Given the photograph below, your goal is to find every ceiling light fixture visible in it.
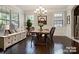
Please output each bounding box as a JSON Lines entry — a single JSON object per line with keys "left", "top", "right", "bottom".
{"left": 34, "top": 6, "right": 47, "bottom": 16}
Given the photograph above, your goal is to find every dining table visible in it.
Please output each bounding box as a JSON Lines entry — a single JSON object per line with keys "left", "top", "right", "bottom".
{"left": 30, "top": 29, "right": 50, "bottom": 34}
{"left": 30, "top": 29, "right": 50, "bottom": 45}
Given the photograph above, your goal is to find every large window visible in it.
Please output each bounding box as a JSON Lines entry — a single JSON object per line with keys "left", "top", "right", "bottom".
{"left": 53, "top": 13, "right": 63, "bottom": 27}
{"left": 0, "top": 12, "right": 10, "bottom": 30}
{"left": 0, "top": 6, "right": 19, "bottom": 32}
{"left": 11, "top": 12, "right": 19, "bottom": 29}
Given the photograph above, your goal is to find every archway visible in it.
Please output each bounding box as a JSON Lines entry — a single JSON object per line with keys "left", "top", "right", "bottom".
{"left": 73, "top": 6, "right": 79, "bottom": 39}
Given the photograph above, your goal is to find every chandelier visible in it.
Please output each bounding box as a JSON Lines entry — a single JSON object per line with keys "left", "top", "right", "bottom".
{"left": 34, "top": 6, "right": 47, "bottom": 16}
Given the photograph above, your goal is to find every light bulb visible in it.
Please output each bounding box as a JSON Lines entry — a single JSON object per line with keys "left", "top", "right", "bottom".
{"left": 36, "top": 9, "right": 39, "bottom": 11}
{"left": 44, "top": 10, "right": 47, "bottom": 12}
{"left": 41, "top": 8, "right": 45, "bottom": 11}
{"left": 34, "top": 11, "right": 37, "bottom": 13}
{"left": 39, "top": 6, "right": 42, "bottom": 9}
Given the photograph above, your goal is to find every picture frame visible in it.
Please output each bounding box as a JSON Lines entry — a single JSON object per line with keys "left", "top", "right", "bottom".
{"left": 67, "top": 15, "right": 70, "bottom": 24}
{"left": 38, "top": 16, "right": 47, "bottom": 25}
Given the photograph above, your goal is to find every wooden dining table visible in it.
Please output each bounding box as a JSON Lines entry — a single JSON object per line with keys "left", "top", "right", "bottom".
{"left": 30, "top": 29, "right": 50, "bottom": 45}
{"left": 30, "top": 29, "right": 50, "bottom": 34}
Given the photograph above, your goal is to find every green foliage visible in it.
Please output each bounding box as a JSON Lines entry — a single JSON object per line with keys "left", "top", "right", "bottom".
{"left": 27, "top": 19, "right": 32, "bottom": 28}
{"left": 0, "top": 20, "right": 3, "bottom": 28}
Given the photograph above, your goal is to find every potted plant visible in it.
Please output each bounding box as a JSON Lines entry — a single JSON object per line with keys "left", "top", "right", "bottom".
{"left": 26, "top": 19, "right": 32, "bottom": 31}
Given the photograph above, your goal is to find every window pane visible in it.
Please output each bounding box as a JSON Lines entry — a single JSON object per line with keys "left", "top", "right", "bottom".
{"left": 11, "top": 12, "right": 19, "bottom": 28}
{"left": 3, "top": 20, "right": 6, "bottom": 25}
{"left": 6, "top": 14, "right": 10, "bottom": 20}
{"left": 27, "top": 15, "right": 34, "bottom": 21}
{"left": 27, "top": 15, "right": 34, "bottom": 26}
{"left": 11, "top": 13, "right": 19, "bottom": 21}
{"left": 53, "top": 13, "right": 63, "bottom": 27}
{"left": 1, "top": 13, "right": 7, "bottom": 19}
{"left": 54, "top": 13, "right": 63, "bottom": 17}
{"left": 0, "top": 20, "right": 3, "bottom": 28}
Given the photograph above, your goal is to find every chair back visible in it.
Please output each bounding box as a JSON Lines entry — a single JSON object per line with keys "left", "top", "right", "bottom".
{"left": 50, "top": 27, "right": 55, "bottom": 40}
{"left": 31, "top": 27, "right": 36, "bottom": 35}
{"left": 30, "top": 27, "right": 35, "bottom": 31}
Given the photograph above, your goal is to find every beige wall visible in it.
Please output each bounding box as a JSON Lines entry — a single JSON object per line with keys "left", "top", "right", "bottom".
{"left": 66, "top": 5, "right": 75, "bottom": 38}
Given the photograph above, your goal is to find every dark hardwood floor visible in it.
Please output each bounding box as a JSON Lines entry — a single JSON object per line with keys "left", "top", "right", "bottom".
{"left": 0, "top": 36, "right": 77, "bottom": 54}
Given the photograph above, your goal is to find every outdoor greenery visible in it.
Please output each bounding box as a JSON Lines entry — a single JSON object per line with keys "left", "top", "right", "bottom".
{"left": 26, "top": 19, "right": 32, "bottom": 30}
{"left": 0, "top": 11, "right": 19, "bottom": 30}
{"left": 0, "top": 20, "right": 3, "bottom": 28}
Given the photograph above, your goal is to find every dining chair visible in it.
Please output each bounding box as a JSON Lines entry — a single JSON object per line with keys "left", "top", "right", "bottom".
{"left": 30, "top": 27, "right": 37, "bottom": 47}
{"left": 47, "top": 27, "right": 55, "bottom": 45}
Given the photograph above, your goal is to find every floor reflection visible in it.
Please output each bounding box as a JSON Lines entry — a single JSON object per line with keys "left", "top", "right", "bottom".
{"left": 54, "top": 43, "right": 63, "bottom": 54}
{"left": 26, "top": 39, "right": 36, "bottom": 54}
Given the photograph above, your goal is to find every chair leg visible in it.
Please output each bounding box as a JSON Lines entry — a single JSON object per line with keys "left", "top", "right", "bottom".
{"left": 44, "top": 34, "right": 47, "bottom": 47}
{"left": 31, "top": 36, "right": 33, "bottom": 47}
{"left": 51, "top": 38, "right": 54, "bottom": 47}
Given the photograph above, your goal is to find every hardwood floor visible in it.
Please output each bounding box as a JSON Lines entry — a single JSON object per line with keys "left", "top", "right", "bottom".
{"left": 0, "top": 36, "right": 77, "bottom": 54}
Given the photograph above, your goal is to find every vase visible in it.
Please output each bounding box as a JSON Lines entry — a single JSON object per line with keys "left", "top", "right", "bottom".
{"left": 40, "top": 26, "right": 43, "bottom": 31}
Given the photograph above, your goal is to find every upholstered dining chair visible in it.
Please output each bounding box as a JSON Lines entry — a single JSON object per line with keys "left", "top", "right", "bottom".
{"left": 30, "top": 27, "right": 37, "bottom": 47}
{"left": 47, "top": 27, "right": 55, "bottom": 45}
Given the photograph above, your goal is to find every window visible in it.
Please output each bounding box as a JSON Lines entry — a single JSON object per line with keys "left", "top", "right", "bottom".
{"left": 26, "top": 15, "right": 34, "bottom": 26}
{"left": 53, "top": 13, "right": 63, "bottom": 27}
{"left": 0, "top": 12, "right": 10, "bottom": 30}
{"left": 11, "top": 12, "right": 19, "bottom": 28}
{"left": 0, "top": 7, "right": 19, "bottom": 32}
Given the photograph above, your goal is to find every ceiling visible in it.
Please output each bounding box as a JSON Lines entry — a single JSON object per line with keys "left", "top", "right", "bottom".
{"left": 16, "top": 5, "right": 69, "bottom": 12}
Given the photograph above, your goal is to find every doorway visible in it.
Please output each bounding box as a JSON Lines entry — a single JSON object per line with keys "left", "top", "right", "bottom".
{"left": 74, "top": 6, "right": 79, "bottom": 39}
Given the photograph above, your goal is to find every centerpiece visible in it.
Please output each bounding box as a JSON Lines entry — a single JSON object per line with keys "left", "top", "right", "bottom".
{"left": 38, "top": 22, "right": 44, "bottom": 31}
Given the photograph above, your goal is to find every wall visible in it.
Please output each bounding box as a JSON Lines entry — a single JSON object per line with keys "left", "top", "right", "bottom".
{"left": 66, "top": 5, "right": 75, "bottom": 38}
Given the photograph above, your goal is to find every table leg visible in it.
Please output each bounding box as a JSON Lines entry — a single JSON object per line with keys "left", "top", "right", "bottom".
{"left": 44, "top": 34, "right": 47, "bottom": 46}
